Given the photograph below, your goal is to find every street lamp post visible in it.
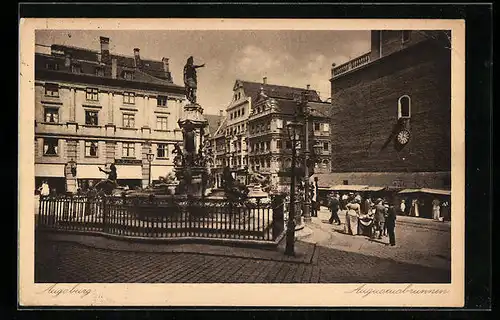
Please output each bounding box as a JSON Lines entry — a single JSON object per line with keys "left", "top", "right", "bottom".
{"left": 296, "top": 91, "right": 311, "bottom": 223}
{"left": 147, "top": 152, "right": 154, "bottom": 186}
{"left": 285, "top": 119, "right": 303, "bottom": 256}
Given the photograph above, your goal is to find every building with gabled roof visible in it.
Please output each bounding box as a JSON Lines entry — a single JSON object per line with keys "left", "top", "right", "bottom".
{"left": 210, "top": 77, "right": 332, "bottom": 190}
{"left": 35, "top": 36, "right": 187, "bottom": 193}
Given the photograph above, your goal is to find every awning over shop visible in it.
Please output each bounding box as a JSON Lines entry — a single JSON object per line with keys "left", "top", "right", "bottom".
{"left": 362, "top": 186, "right": 386, "bottom": 192}
{"left": 116, "top": 165, "right": 143, "bottom": 179}
{"left": 398, "top": 188, "right": 451, "bottom": 196}
{"left": 77, "top": 164, "right": 106, "bottom": 179}
{"left": 151, "top": 165, "right": 174, "bottom": 180}
{"left": 329, "top": 185, "right": 369, "bottom": 192}
{"left": 35, "top": 164, "right": 65, "bottom": 177}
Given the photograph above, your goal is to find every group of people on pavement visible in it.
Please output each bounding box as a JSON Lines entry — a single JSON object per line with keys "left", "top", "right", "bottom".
{"left": 326, "top": 192, "right": 397, "bottom": 246}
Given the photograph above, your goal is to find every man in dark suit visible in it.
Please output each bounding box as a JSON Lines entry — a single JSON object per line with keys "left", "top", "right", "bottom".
{"left": 328, "top": 193, "right": 341, "bottom": 225}
{"left": 385, "top": 201, "right": 397, "bottom": 246}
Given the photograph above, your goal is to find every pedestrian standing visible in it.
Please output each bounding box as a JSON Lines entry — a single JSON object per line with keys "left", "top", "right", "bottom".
{"left": 340, "top": 193, "right": 348, "bottom": 211}
{"left": 386, "top": 202, "right": 397, "bottom": 246}
{"left": 38, "top": 180, "right": 50, "bottom": 198}
{"left": 310, "top": 182, "right": 318, "bottom": 217}
{"left": 400, "top": 199, "right": 406, "bottom": 216}
{"left": 441, "top": 200, "right": 450, "bottom": 221}
{"left": 373, "top": 198, "right": 386, "bottom": 239}
{"left": 328, "top": 193, "right": 341, "bottom": 225}
{"left": 383, "top": 200, "right": 390, "bottom": 236}
{"left": 432, "top": 198, "right": 441, "bottom": 221}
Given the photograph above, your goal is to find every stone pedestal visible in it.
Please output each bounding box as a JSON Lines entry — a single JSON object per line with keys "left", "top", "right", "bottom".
{"left": 174, "top": 166, "right": 206, "bottom": 198}
{"left": 174, "top": 102, "right": 209, "bottom": 198}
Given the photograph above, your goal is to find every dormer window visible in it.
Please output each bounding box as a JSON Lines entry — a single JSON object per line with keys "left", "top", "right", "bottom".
{"left": 402, "top": 31, "right": 411, "bottom": 43}
{"left": 46, "top": 62, "right": 59, "bottom": 71}
{"left": 95, "top": 67, "right": 105, "bottom": 77}
{"left": 71, "top": 64, "right": 82, "bottom": 73}
{"left": 398, "top": 95, "right": 411, "bottom": 119}
{"left": 123, "top": 71, "right": 134, "bottom": 80}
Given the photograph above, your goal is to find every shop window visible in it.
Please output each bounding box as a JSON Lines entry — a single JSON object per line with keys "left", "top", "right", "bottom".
{"left": 157, "top": 95, "right": 168, "bottom": 107}
{"left": 44, "top": 83, "right": 59, "bottom": 97}
{"left": 398, "top": 95, "right": 411, "bottom": 119}
{"left": 43, "top": 138, "right": 58, "bottom": 156}
{"left": 44, "top": 107, "right": 59, "bottom": 123}
{"left": 123, "top": 114, "right": 135, "bottom": 128}
{"left": 123, "top": 92, "right": 135, "bottom": 104}
{"left": 86, "top": 88, "right": 99, "bottom": 101}
{"left": 85, "top": 141, "right": 99, "bottom": 157}
{"left": 85, "top": 110, "right": 99, "bottom": 126}
{"left": 122, "top": 142, "right": 135, "bottom": 157}
{"left": 156, "top": 116, "right": 168, "bottom": 130}
{"left": 157, "top": 144, "right": 168, "bottom": 158}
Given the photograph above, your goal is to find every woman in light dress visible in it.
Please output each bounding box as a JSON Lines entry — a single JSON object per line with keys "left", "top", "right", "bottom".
{"left": 432, "top": 198, "right": 441, "bottom": 220}
{"left": 344, "top": 198, "right": 362, "bottom": 235}
{"left": 410, "top": 199, "right": 420, "bottom": 217}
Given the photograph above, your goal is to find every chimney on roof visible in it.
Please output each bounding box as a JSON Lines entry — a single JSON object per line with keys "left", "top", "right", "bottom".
{"left": 263, "top": 77, "right": 267, "bottom": 85}
{"left": 219, "top": 110, "right": 224, "bottom": 117}
{"left": 306, "top": 84, "right": 311, "bottom": 90}
{"left": 100, "top": 36, "right": 110, "bottom": 64}
{"left": 133, "top": 48, "right": 142, "bottom": 69}
{"left": 331, "top": 63, "right": 336, "bottom": 77}
{"left": 161, "top": 57, "right": 171, "bottom": 80}
{"left": 111, "top": 58, "right": 117, "bottom": 79}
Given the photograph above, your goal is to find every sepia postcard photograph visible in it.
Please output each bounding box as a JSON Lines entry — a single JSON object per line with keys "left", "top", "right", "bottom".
{"left": 19, "top": 18, "right": 465, "bottom": 307}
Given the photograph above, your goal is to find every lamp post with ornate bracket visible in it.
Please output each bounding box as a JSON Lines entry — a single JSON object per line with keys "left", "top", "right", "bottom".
{"left": 295, "top": 90, "right": 312, "bottom": 223}
{"left": 284, "top": 118, "right": 303, "bottom": 256}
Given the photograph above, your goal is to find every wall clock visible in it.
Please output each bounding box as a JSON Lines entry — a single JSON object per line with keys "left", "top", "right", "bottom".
{"left": 396, "top": 129, "right": 410, "bottom": 145}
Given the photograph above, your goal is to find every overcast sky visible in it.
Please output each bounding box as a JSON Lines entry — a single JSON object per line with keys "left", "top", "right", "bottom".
{"left": 36, "top": 30, "right": 371, "bottom": 115}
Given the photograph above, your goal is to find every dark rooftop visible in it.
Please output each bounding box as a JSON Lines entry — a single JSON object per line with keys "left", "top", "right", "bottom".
{"left": 204, "top": 114, "right": 223, "bottom": 137}
{"left": 35, "top": 41, "right": 176, "bottom": 87}
{"left": 235, "top": 80, "right": 323, "bottom": 103}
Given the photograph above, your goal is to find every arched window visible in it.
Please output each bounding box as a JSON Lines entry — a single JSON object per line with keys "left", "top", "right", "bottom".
{"left": 398, "top": 95, "right": 411, "bottom": 119}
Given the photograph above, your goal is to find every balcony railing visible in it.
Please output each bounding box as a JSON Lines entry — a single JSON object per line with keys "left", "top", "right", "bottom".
{"left": 332, "top": 52, "right": 371, "bottom": 78}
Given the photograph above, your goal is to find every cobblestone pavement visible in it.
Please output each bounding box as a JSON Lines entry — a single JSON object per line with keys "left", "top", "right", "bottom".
{"left": 35, "top": 220, "right": 451, "bottom": 284}
{"left": 304, "top": 207, "right": 451, "bottom": 271}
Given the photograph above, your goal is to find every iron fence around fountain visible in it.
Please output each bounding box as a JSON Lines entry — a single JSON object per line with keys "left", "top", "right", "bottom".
{"left": 36, "top": 194, "right": 286, "bottom": 243}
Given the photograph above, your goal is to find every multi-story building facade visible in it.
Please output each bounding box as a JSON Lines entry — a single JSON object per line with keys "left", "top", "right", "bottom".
{"left": 325, "top": 30, "right": 451, "bottom": 191}
{"left": 211, "top": 78, "right": 332, "bottom": 189}
{"left": 246, "top": 83, "right": 332, "bottom": 190}
{"left": 35, "top": 36, "right": 187, "bottom": 193}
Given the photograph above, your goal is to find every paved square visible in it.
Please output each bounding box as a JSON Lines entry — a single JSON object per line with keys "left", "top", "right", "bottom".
{"left": 35, "top": 208, "right": 451, "bottom": 283}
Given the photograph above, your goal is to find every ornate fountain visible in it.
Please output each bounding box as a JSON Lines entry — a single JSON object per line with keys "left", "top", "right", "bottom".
{"left": 172, "top": 56, "right": 210, "bottom": 199}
